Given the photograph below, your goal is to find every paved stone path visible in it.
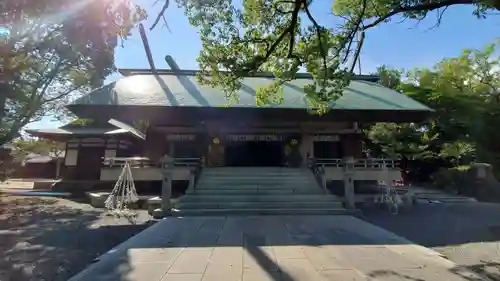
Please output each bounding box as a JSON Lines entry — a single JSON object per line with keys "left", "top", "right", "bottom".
{"left": 68, "top": 216, "right": 487, "bottom": 281}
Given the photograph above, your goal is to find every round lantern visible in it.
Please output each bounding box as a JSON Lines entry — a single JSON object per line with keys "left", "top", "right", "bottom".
{"left": 212, "top": 137, "right": 220, "bottom": 144}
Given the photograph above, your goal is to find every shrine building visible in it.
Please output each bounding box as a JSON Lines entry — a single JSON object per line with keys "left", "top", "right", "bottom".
{"left": 26, "top": 68, "right": 432, "bottom": 189}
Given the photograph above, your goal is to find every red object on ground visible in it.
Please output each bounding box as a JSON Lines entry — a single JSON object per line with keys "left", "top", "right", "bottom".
{"left": 400, "top": 170, "right": 410, "bottom": 185}
{"left": 392, "top": 180, "right": 404, "bottom": 186}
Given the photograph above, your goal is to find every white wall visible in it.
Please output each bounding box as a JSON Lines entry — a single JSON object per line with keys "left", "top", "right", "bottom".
{"left": 104, "top": 149, "right": 117, "bottom": 159}
{"left": 65, "top": 149, "right": 78, "bottom": 166}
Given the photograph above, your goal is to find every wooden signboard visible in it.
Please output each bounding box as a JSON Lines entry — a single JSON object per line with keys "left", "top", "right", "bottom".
{"left": 226, "top": 134, "right": 284, "bottom": 142}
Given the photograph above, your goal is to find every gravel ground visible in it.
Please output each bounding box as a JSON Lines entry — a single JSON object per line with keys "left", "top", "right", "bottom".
{"left": 0, "top": 194, "right": 153, "bottom": 281}
{"left": 363, "top": 202, "right": 500, "bottom": 280}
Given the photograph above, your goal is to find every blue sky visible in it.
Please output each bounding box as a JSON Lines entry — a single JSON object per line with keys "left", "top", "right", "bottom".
{"left": 29, "top": 1, "right": 499, "bottom": 129}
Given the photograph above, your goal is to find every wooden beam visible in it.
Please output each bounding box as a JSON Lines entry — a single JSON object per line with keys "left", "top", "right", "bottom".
{"left": 139, "top": 23, "right": 156, "bottom": 73}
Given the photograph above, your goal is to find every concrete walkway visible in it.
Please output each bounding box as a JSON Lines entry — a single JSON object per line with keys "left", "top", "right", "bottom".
{"left": 68, "top": 216, "right": 487, "bottom": 281}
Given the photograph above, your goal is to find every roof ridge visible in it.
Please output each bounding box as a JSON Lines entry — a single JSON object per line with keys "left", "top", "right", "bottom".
{"left": 118, "top": 68, "right": 380, "bottom": 82}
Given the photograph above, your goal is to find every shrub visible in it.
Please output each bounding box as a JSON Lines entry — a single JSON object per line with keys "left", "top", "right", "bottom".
{"left": 432, "top": 165, "right": 470, "bottom": 193}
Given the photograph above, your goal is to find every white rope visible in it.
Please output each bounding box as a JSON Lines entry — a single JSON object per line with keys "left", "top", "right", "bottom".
{"left": 105, "top": 161, "right": 139, "bottom": 219}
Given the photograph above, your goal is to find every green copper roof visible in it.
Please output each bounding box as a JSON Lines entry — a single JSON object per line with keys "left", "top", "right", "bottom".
{"left": 71, "top": 73, "right": 432, "bottom": 111}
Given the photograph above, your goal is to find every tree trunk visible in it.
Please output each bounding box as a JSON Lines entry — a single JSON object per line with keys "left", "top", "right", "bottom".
{"left": 0, "top": 84, "right": 9, "bottom": 146}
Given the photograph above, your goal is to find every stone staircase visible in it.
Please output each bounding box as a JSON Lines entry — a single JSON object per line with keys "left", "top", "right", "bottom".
{"left": 173, "top": 167, "right": 351, "bottom": 216}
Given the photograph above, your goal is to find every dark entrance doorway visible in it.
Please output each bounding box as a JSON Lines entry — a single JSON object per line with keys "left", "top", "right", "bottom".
{"left": 225, "top": 141, "right": 284, "bottom": 166}
{"left": 76, "top": 147, "right": 103, "bottom": 180}
{"left": 313, "top": 141, "right": 343, "bottom": 159}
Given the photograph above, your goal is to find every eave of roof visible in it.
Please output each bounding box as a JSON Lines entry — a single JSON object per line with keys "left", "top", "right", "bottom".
{"left": 24, "top": 127, "right": 130, "bottom": 140}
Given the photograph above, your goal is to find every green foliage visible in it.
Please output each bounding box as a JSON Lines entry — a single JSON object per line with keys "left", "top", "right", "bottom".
{"left": 376, "top": 65, "right": 403, "bottom": 90}
{"left": 439, "top": 141, "right": 476, "bottom": 165}
{"left": 0, "top": 147, "right": 14, "bottom": 182}
{"left": 12, "top": 139, "right": 65, "bottom": 159}
{"left": 69, "top": 118, "right": 95, "bottom": 127}
{"left": 432, "top": 166, "right": 470, "bottom": 192}
{"left": 0, "top": 138, "right": 64, "bottom": 181}
{"left": 0, "top": 0, "right": 146, "bottom": 145}
{"left": 172, "top": 0, "right": 498, "bottom": 108}
{"left": 366, "top": 41, "right": 500, "bottom": 184}
{"left": 365, "top": 123, "right": 431, "bottom": 160}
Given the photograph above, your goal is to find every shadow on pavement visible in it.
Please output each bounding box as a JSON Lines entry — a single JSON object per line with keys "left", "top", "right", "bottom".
{"left": 362, "top": 202, "right": 500, "bottom": 248}
{"left": 0, "top": 195, "right": 151, "bottom": 281}
{"left": 68, "top": 214, "right": 500, "bottom": 281}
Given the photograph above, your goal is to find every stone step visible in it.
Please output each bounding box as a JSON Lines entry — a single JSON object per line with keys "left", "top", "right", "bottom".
{"left": 195, "top": 185, "right": 318, "bottom": 190}
{"left": 200, "top": 177, "right": 312, "bottom": 183}
{"left": 190, "top": 188, "right": 323, "bottom": 195}
{"left": 201, "top": 172, "right": 312, "bottom": 177}
{"left": 416, "top": 196, "right": 477, "bottom": 203}
{"left": 177, "top": 167, "right": 346, "bottom": 214}
{"left": 178, "top": 194, "right": 339, "bottom": 202}
{"left": 202, "top": 167, "right": 308, "bottom": 172}
{"left": 195, "top": 183, "right": 319, "bottom": 189}
{"left": 176, "top": 201, "right": 344, "bottom": 209}
{"left": 197, "top": 182, "right": 317, "bottom": 188}
{"left": 172, "top": 208, "right": 355, "bottom": 216}
{"left": 198, "top": 176, "right": 315, "bottom": 182}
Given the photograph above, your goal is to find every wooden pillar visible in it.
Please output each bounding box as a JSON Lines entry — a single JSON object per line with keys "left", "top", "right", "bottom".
{"left": 55, "top": 157, "right": 61, "bottom": 179}
{"left": 168, "top": 141, "right": 175, "bottom": 157}
{"left": 299, "top": 134, "right": 313, "bottom": 166}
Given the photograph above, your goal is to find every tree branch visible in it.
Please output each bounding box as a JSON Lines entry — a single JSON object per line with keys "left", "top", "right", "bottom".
{"left": 287, "top": 0, "right": 302, "bottom": 58}
{"left": 304, "top": 3, "right": 328, "bottom": 81}
{"left": 150, "top": 0, "right": 169, "bottom": 30}
{"left": 341, "top": 0, "right": 368, "bottom": 64}
{"left": 350, "top": 31, "right": 365, "bottom": 73}
{"left": 42, "top": 84, "right": 84, "bottom": 103}
{"left": 362, "top": 0, "right": 475, "bottom": 31}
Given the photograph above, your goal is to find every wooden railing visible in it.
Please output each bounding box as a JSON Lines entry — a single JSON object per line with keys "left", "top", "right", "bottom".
{"left": 102, "top": 157, "right": 203, "bottom": 168}
{"left": 188, "top": 157, "right": 205, "bottom": 191}
{"left": 103, "top": 157, "right": 157, "bottom": 168}
{"left": 314, "top": 158, "right": 400, "bottom": 169}
{"left": 307, "top": 158, "right": 328, "bottom": 194}
{"left": 172, "top": 157, "right": 203, "bottom": 167}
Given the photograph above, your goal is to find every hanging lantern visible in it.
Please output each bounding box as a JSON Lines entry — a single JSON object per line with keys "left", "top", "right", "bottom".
{"left": 290, "top": 139, "right": 298, "bottom": 146}
{"left": 212, "top": 137, "right": 220, "bottom": 144}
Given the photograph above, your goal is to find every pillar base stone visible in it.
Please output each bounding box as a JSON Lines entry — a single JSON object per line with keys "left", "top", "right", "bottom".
{"left": 152, "top": 208, "right": 172, "bottom": 219}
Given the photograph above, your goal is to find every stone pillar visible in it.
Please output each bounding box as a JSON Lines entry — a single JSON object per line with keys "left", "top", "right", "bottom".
{"left": 160, "top": 154, "right": 174, "bottom": 214}
{"left": 472, "top": 163, "right": 492, "bottom": 182}
{"left": 343, "top": 157, "right": 356, "bottom": 210}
